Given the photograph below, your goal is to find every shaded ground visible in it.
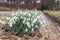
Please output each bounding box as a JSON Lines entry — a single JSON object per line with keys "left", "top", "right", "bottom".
{"left": 0, "top": 11, "right": 60, "bottom": 40}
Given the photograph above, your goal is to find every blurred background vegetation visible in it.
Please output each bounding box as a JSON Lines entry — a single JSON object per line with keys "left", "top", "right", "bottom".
{"left": 0, "top": 0, "right": 60, "bottom": 11}
{"left": 0, "top": 0, "right": 60, "bottom": 23}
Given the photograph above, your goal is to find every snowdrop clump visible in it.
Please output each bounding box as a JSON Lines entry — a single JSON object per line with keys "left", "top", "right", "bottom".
{"left": 4, "top": 9, "right": 45, "bottom": 34}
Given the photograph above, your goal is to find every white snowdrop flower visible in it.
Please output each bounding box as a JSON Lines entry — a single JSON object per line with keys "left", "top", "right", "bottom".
{"left": 15, "top": 12, "right": 19, "bottom": 16}
{"left": 31, "top": 28, "right": 34, "bottom": 32}
{"left": 8, "top": 20, "right": 14, "bottom": 27}
{"left": 13, "top": 17, "right": 18, "bottom": 22}
{"left": 31, "top": 23, "right": 34, "bottom": 27}
{"left": 27, "top": 18, "right": 30, "bottom": 21}
{"left": 32, "top": 19, "right": 37, "bottom": 23}
{"left": 8, "top": 21, "right": 12, "bottom": 25}
{"left": 23, "top": 20, "right": 25, "bottom": 23}
{"left": 12, "top": 12, "right": 19, "bottom": 16}
{"left": 6, "top": 17, "right": 10, "bottom": 20}
{"left": 20, "top": 11, "right": 22, "bottom": 14}
{"left": 40, "top": 21, "right": 43, "bottom": 25}
{"left": 8, "top": 17, "right": 18, "bottom": 27}
{"left": 35, "top": 25, "right": 38, "bottom": 28}
{"left": 29, "top": 14, "right": 31, "bottom": 17}
{"left": 10, "top": 18, "right": 14, "bottom": 21}
{"left": 38, "top": 16, "right": 41, "bottom": 18}
{"left": 25, "top": 28, "right": 28, "bottom": 32}
{"left": 24, "top": 18, "right": 26, "bottom": 20}
{"left": 9, "top": 23, "right": 12, "bottom": 27}
{"left": 26, "top": 22, "right": 30, "bottom": 27}
{"left": 14, "top": 17, "right": 19, "bottom": 21}
{"left": 36, "top": 16, "right": 39, "bottom": 19}
{"left": 13, "top": 20, "right": 16, "bottom": 24}
{"left": 23, "top": 12, "right": 27, "bottom": 15}
{"left": 13, "top": 16, "right": 19, "bottom": 20}
{"left": 28, "top": 26, "right": 31, "bottom": 28}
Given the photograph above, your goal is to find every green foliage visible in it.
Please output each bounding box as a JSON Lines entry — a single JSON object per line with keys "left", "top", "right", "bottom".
{"left": 4, "top": 9, "right": 44, "bottom": 34}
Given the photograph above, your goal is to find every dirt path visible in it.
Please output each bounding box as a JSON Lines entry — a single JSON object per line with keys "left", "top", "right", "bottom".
{"left": 0, "top": 11, "right": 60, "bottom": 40}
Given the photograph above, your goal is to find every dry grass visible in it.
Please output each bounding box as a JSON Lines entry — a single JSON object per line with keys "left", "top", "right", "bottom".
{"left": 0, "top": 14, "right": 10, "bottom": 21}
{"left": 0, "top": 7, "right": 16, "bottom": 11}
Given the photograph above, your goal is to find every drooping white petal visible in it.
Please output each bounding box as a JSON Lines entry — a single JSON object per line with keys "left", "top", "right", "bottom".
{"left": 25, "top": 28, "right": 28, "bottom": 32}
